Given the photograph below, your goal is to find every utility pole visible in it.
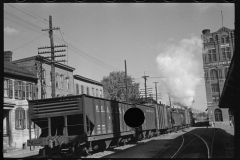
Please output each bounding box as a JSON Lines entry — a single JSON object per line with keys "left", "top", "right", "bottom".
{"left": 142, "top": 72, "right": 149, "bottom": 102}
{"left": 125, "top": 60, "right": 128, "bottom": 103}
{"left": 153, "top": 82, "right": 159, "bottom": 104}
{"left": 38, "top": 15, "right": 66, "bottom": 98}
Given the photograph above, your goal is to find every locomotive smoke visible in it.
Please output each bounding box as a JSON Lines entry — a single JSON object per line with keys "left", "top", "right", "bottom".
{"left": 156, "top": 36, "right": 203, "bottom": 108}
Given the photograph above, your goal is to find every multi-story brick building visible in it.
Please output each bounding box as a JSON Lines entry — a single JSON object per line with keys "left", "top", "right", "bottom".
{"left": 4, "top": 51, "right": 39, "bottom": 149}
{"left": 12, "top": 55, "right": 75, "bottom": 99}
{"left": 202, "top": 27, "right": 234, "bottom": 125}
{"left": 74, "top": 74, "right": 104, "bottom": 98}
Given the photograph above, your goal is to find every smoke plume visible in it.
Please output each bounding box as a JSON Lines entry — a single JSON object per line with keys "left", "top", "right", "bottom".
{"left": 156, "top": 36, "right": 203, "bottom": 107}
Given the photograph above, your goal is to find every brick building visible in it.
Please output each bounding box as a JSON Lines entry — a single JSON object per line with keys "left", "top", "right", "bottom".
{"left": 4, "top": 51, "right": 39, "bottom": 149}
{"left": 74, "top": 74, "right": 104, "bottom": 98}
{"left": 202, "top": 27, "right": 234, "bottom": 125}
{"left": 13, "top": 55, "right": 75, "bottom": 99}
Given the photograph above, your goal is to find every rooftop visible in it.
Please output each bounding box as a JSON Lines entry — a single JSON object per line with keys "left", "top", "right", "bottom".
{"left": 12, "top": 56, "right": 75, "bottom": 72}
{"left": 4, "top": 61, "right": 38, "bottom": 80}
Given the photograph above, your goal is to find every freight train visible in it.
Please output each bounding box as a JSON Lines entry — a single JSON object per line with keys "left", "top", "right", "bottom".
{"left": 27, "top": 94, "right": 193, "bottom": 157}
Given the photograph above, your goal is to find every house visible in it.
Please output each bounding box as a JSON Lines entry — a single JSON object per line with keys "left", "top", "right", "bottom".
{"left": 4, "top": 51, "right": 39, "bottom": 149}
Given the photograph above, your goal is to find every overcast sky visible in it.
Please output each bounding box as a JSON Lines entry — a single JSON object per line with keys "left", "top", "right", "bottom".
{"left": 4, "top": 3, "right": 234, "bottom": 111}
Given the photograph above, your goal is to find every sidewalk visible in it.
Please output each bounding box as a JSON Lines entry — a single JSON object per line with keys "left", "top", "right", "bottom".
{"left": 3, "top": 146, "right": 42, "bottom": 158}
{"left": 212, "top": 125, "right": 234, "bottom": 158}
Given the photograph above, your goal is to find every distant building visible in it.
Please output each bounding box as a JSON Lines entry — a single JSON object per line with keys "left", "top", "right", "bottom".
{"left": 202, "top": 27, "right": 234, "bottom": 125}
{"left": 74, "top": 75, "right": 104, "bottom": 98}
{"left": 13, "top": 56, "right": 75, "bottom": 99}
{"left": 4, "top": 51, "right": 38, "bottom": 149}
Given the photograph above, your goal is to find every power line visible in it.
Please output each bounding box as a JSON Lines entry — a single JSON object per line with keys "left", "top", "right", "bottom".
{"left": 12, "top": 33, "right": 47, "bottom": 52}
{"left": 4, "top": 10, "right": 43, "bottom": 30}
{"left": 5, "top": 10, "right": 122, "bottom": 72}
{"left": 61, "top": 31, "right": 123, "bottom": 69}
{"left": 6, "top": 4, "right": 49, "bottom": 24}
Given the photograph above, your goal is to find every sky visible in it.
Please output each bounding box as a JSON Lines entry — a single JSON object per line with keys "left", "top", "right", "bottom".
{"left": 4, "top": 3, "right": 235, "bottom": 112}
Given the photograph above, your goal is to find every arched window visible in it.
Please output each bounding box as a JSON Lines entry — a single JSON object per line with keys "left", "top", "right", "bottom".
{"left": 15, "top": 107, "right": 25, "bottom": 130}
{"left": 210, "top": 69, "right": 218, "bottom": 80}
{"left": 226, "top": 36, "right": 229, "bottom": 43}
{"left": 214, "top": 109, "right": 223, "bottom": 122}
{"left": 218, "top": 69, "right": 222, "bottom": 79}
{"left": 225, "top": 67, "right": 229, "bottom": 78}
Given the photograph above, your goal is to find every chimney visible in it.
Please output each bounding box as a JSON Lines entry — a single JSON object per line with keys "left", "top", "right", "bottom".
{"left": 4, "top": 51, "right": 13, "bottom": 62}
{"left": 202, "top": 29, "right": 210, "bottom": 35}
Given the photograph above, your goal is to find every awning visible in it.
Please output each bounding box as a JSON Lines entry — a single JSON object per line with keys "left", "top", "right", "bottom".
{"left": 219, "top": 52, "right": 239, "bottom": 109}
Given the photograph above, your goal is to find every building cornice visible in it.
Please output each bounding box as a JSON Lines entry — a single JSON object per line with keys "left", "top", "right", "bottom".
{"left": 74, "top": 75, "right": 103, "bottom": 86}
{"left": 12, "top": 56, "right": 75, "bottom": 72}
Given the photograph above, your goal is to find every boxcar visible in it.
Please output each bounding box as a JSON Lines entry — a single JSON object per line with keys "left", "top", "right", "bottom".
{"left": 135, "top": 103, "right": 157, "bottom": 139}
{"left": 170, "top": 110, "right": 182, "bottom": 131}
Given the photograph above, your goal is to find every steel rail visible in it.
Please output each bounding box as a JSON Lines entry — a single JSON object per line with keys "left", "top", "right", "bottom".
{"left": 210, "top": 128, "right": 217, "bottom": 158}
{"left": 189, "top": 131, "right": 210, "bottom": 158}
{"left": 171, "top": 129, "right": 207, "bottom": 158}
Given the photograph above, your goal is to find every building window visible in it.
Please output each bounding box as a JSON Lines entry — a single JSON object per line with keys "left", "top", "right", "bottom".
{"left": 92, "top": 88, "right": 95, "bottom": 96}
{"left": 67, "top": 79, "right": 70, "bottom": 90}
{"left": 210, "top": 38, "right": 213, "bottom": 42}
{"left": 224, "top": 67, "right": 229, "bottom": 78}
{"left": 15, "top": 107, "right": 25, "bottom": 130}
{"left": 4, "top": 79, "right": 8, "bottom": 97}
{"left": 204, "top": 71, "right": 208, "bottom": 81}
{"left": 26, "top": 83, "right": 30, "bottom": 99}
{"left": 96, "top": 89, "right": 98, "bottom": 97}
{"left": 33, "top": 84, "right": 37, "bottom": 100}
{"left": 76, "top": 84, "right": 79, "bottom": 95}
{"left": 218, "top": 69, "right": 222, "bottom": 79}
{"left": 56, "top": 73, "right": 59, "bottom": 88}
{"left": 29, "top": 83, "right": 33, "bottom": 100}
{"left": 14, "top": 80, "right": 18, "bottom": 99}
{"left": 221, "top": 38, "right": 224, "bottom": 44}
{"left": 41, "top": 69, "right": 46, "bottom": 79}
{"left": 222, "top": 48, "right": 226, "bottom": 60}
{"left": 210, "top": 69, "right": 218, "bottom": 80}
{"left": 211, "top": 84, "right": 219, "bottom": 92}
{"left": 60, "top": 75, "right": 64, "bottom": 88}
{"left": 22, "top": 82, "right": 26, "bottom": 99}
{"left": 212, "top": 53, "right": 217, "bottom": 61}
{"left": 9, "top": 79, "right": 13, "bottom": 98}
{"left": 87, "top": 87, "right": 89, "bottom": 95}
{"left": 226, "top": 36, "right": 229, "bottom": 43}
{"left": 81, "top": 85, "right": 84, "bottom": 94}
{"left": 214, "top": 109, "right": 223, "bottom": 122}
{"left": 100, "top": 90, "right": 102, "bottom": 98}
{"left": 212, "top": 96, "right": 219, "bottom": 103}
{"left": 208, "top": 54, "right": 212, "bottom": 62}
{"left": 18, "top": 81, "right": 22, "bottom": 99}
{"left": 226, "top": 47, "right": 231, "bottom": 59}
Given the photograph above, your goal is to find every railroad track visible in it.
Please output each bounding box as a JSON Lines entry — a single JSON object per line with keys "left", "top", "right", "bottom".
{"left": 171, "top": 128, "right": 217, "bottom": 158}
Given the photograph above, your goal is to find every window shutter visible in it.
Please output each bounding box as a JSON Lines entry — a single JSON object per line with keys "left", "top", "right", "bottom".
{"left": 15, "top": 109, "right": 19, "bottom": 129}
{"left": 23, "top": 109, "right": 26, "bottom": 129}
